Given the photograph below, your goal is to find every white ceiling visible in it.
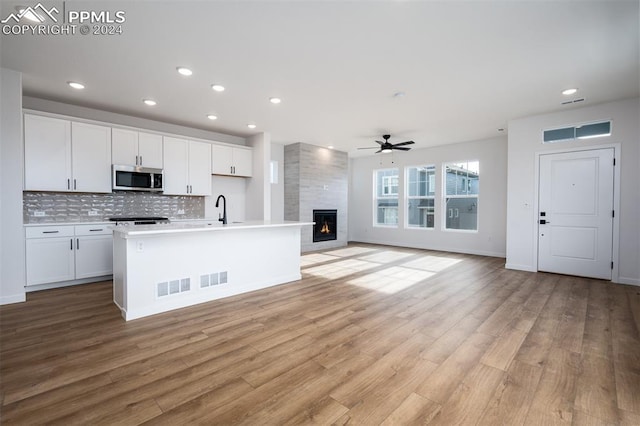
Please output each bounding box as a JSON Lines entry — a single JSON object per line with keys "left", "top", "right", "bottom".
{"left": 1, "top": 1, "right": 638, "bottom": 155}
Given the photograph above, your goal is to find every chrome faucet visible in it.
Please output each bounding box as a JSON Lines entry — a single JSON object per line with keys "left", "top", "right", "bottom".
{"left": 215, "top": 194, "right": 227, "bottom": 225}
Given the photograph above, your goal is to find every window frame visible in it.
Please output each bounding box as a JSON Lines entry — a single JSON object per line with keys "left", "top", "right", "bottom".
{"left": 405, "top": 164, "right": 436, "bottom": 230}
{"left": 373, "top": 168, "right": 400, "bottom": 228}
{"left": 443, "top": 160, "right": 480, "bottom": 233}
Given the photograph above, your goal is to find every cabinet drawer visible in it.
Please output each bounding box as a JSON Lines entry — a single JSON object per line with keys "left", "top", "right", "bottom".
{"left": 75, "top": 224, "right": 113, "bottom": 236}
{"left": 25, "top": 226, "right": 74, "bottom": 239}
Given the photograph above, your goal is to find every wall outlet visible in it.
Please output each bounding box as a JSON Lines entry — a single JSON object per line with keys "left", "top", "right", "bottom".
{"left": 323, "top": 185, "right": 329, "bottom": 191}
{"left": 88, "top": 210, "right": 99, "bottom": 216}
{"left": 136, "top": 241, "right": 144, "bottom": 252}
{"left": 34, "top": 211, "right": 45, "bottom": 217}
{"left": 177, "top": 209, "right": 185, "bottom": 215}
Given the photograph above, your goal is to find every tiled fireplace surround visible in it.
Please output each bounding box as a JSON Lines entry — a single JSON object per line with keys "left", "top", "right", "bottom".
{"left": 284, "top": 143, "right": 348, "bottom": 252}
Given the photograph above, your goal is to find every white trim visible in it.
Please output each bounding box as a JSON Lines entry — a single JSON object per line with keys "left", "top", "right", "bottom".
{"left": 534, "top": 143, "right": 621, "bottom": 283}
{"left": 0, "top": 293, "right": 27, "bottom": 305}
{"left": 349, "top": 238, "right": 505, "bottom": 259}
{"left": 617, "top": 277, "right": 640, "bottom": 286}
{"left": 505, "top": 263, "right": 537, "bottom": 272}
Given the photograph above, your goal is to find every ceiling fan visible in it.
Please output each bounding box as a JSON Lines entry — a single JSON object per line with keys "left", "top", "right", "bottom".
{"left": 358, "top": 134, "right": 415, "bottom": 153}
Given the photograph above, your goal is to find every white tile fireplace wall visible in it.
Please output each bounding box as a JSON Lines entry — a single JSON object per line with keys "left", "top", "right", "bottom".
{"left": 284, "top": 143, "right": 348, "bottom": 252}
{"left": 23, "top": 191, "right": 204, "bottom": 223}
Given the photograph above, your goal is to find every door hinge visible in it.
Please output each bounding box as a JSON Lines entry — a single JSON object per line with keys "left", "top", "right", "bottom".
{"left": 611, "top": 261, "right": 614, "bottom": 270}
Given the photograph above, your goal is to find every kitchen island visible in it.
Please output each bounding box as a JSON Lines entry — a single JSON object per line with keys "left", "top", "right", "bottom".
{"left": 112, "top": 220, "right": 313, "bottom": 320}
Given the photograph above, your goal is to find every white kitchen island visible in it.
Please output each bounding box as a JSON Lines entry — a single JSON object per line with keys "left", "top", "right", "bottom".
{"left": 112, "top": 220, "right": 313, "bottom": 321}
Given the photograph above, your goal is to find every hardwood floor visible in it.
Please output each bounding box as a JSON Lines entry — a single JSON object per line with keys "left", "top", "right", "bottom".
{"left": 1, "top": 243, "right": 639, "bottom": 425}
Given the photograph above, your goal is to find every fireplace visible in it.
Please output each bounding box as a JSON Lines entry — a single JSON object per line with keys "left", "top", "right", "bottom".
{"left": 313, "top": 209, "right": 337, "bottom": 242}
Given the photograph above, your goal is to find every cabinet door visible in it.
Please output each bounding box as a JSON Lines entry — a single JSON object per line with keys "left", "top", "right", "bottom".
{"left": 72, "top": 122, "right": 112, "bottom": 193}
{"left": 211, "top": 144, "right": 234, "bottom": 175}
{"left": 163, "top": 136, "right": 189, "bottom": 195}
{"left": 75, "top": 235, "right": 113, "bottom": 279}
{"left": 138, "top": 132, "right": 163, "bottom": 168}
{"left": 26, "top": 237, "right": 75, "bottom": 285}
{"left": 188, "top": 141, "right": 212, "bottom": 196}
{"left": 24, "top": 114, "right": 71, "bottom": 191}
{"left": 111, "top": 128, "right": 138, "bottom": 166}
{"left": 233, "top": 148, "right": 253, "bottom": 177}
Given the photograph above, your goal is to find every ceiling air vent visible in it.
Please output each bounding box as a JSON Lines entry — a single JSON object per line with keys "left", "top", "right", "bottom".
{"left": 561, "top": 98, "right": 586, "bottom": 105}
{"left": 543, "top": 120, "right": 611, "bottom": 144}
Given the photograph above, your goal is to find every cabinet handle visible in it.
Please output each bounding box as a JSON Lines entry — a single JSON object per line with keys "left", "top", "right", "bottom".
{"left": 135, "top": 155, "right": 138, "bottom": 166}
{"left": 140, "top": 155, "right": 143, "bottom": 165}
{"left": 70, "top": 239, "right": 73, "bottom": 250}
{"left": 77, "top": 238, "right": 80, "bottom": 250}
{"left": 73, "top": 179, "right": 77, "bottom": 190}
{"left": 89, "top": 228, "right": 103, "bottom": 232}
{"left": 67, "top": 179, "right": 70, "bottom": 190}
{"left": 42, "top": 230, "right": 59, "bottom": 234}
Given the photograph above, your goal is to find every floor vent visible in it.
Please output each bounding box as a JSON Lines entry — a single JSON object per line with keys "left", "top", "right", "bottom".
{"left": 200, "top": 271, "right": 228, "bottom": 288}
{"left": 157, "top": 278, "right": 190, "bottom": 298}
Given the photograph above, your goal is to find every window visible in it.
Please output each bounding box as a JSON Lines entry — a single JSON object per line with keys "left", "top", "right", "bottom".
{"left": 374, "top": 169, "right": 399, "bottom": 226}
{"left": 406, "top": 165, "right": 435, "bottom": 228}
{"left": 444, "top": 161, "right": 479, "bottom": 231}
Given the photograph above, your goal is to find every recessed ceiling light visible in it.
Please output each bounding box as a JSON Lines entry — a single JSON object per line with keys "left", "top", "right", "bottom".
{"left": 247, "top": 124, "right": 256, "bottom": 129}
{"left": 562, "top": 88, "right": 578, "bottom": 95}
{"left": 328, "top": 146, "right": 334, "bottom": 150}
{"left": 393, "top": 91, "right": 406, "bottom": 98}
{"left": 269, "top": 97, "right": 282, "bottom": 104}
{"left": 497, "top": 128, "right": 505, "bottom": 132}
{"left": 211, "top": 84, "right": 225, "bottom": 92}
{"left": 143, "top": 99, "right": 157, "bottom": 106}
{"left": 177, "top": 67, "right": 193, "bottom": 76}
{"left": 207, "top": 114, "right": 218, "bottom": 120}
{"left": 68, "top": 81, "right": 85, "bottom": 90}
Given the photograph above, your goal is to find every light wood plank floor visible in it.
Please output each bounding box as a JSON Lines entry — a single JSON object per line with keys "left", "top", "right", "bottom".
{"left": 1, "top": 243, "right": 639, "bottom": 425}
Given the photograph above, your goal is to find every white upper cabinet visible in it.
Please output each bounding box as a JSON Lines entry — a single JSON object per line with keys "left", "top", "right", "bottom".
{"left": 24, "top": 114, "right": 111, "bottom": 193}
{"left": 24, "top": 114, "right": 71, "bottom": 191}
{"left": 112, "top": 128, "right": 163, "bottom": 168}
{"left": 163, "top": 137, "right": 211, "bottom": 196}
{"left": 212, "top": 144, "right": 253, "bottom": 177}
{"left": 71, "top": 122, "right": 112, "bottom": 193}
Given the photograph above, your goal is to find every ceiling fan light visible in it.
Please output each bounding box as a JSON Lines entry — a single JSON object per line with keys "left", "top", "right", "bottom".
{"left": 381, "top": 148, "right": 393, "bottom": 153}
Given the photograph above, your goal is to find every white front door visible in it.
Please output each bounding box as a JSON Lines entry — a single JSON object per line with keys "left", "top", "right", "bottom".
{"left": 538, "top": 148, "right": 614, "bottom": 279}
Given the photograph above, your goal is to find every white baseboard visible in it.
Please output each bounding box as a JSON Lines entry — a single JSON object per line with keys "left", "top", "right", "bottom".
{"left": 0, "top": 293, "right": 26, "bottom": 305}
{"left": 617, "top": 277, "right": 640, "bottom": 286}
{"left": 348, "top": 238, "right": 506, "bottom": 259}
{"left": 505, "top": 263, "right": 537, "bottom": 272}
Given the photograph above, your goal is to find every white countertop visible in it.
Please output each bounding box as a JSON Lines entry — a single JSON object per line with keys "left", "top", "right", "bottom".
{"left": 112, "top": 220, "right": 314, "bottom": 237}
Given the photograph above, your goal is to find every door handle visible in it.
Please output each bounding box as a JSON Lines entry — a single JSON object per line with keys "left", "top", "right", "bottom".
{"left": 539, "top": 219, "right": 551, "bottom": 224}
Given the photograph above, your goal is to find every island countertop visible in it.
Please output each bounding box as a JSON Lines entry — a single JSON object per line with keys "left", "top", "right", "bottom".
{"left": 112, "top": 220, "right": 314, "bottom": 237}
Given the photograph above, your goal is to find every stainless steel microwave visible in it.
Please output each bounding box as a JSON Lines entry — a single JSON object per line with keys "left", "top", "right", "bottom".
{"left": 112, "top": 165, "right": 163, "bottom": 192}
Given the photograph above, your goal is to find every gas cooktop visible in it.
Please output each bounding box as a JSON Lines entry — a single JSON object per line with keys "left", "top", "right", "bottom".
{"left": 108, "top": 217, "right": 170, "bottom": 225}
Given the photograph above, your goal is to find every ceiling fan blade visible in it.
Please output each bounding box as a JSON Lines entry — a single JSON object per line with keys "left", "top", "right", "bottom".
{"left": 393, "top": 147, "right": 412, "bottom": 151}
{"left": 357, "top": 147, "right": 378, "bottom": 150}
{"left": 375, "top": 140, "right": 385, "bottom": 146}
{"left": 392, "top": 141, "right": 415, "bottom": 147}
{"left": 375, "top": 149, "right": 382, "bottom": 153}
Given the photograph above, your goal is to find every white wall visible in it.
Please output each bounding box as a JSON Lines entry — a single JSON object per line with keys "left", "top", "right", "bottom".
{"left": 349, "top": 137, "right": 508, "bottom": 257}
{"left": 0, "top": 68, "right": 26, "bottom": 304}
{"left": 205, "top": 176, "right": 247, "bottom": 223}
{"left": 271, "top": 143, "right": 285, "bottom": 221}
{"left": 506, "top": 98, "right": 640, "bottom": 285}
{"left": 246, "top": 132, "right": 272, "bottom": 220}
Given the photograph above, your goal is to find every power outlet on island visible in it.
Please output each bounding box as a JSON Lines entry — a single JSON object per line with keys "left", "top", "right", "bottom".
{"left": 136, "top": 241, "right": 144, "bottom": 252}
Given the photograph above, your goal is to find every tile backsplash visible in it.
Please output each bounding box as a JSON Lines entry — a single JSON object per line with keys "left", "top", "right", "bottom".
{"left": 24, "top": 191, "right": 204, "bottom": 223}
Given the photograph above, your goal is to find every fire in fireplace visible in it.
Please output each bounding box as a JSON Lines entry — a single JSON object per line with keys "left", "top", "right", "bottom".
{"left": 313, "top": 209, "right": 337, "bottom": 242}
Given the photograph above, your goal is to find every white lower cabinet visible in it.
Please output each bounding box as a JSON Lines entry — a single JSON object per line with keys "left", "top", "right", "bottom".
{"left": 25, "top": 224, "right": 113, "bottom": 286}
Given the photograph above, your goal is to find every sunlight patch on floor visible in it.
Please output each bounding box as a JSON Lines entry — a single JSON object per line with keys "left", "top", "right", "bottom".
{"left": 323, "top": 246, "right": 378, "bottom": 258}
{"left": 401, "top": 255, "right": 463, "bottom": 272}
{"left": 300, "top": 253, "right": 340, "bottom": 267}
{"left": 346, "top": 269, "right": 436, "bottom": 294}
{"left": 304, "top": 259, "right": 379, "bottom": 280}
{"left": 360, "top": 251, "right": 415, "bottom": 263}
